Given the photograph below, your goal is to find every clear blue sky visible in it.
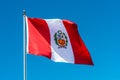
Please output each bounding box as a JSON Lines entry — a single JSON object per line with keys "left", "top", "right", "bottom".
{"left": 0, "top": 0, "right": 120, "bottom": 80}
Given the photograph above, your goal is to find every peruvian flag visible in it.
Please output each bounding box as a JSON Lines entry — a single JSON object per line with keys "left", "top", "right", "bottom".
{"left": 25, "top": 16, "right": 93, "bottom": 65}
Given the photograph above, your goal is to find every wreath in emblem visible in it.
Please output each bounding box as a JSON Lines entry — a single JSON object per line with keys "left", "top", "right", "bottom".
{"left": 54, "top": 30, "right": 68, "bottom": 48}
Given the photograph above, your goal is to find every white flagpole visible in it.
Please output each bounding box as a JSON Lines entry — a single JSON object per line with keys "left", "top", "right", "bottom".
{"left": 23, "top": 10, "right": 27, "bottom": 80}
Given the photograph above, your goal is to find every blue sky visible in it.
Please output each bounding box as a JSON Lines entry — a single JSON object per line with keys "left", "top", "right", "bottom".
{"left": 0, "top": 0, "right": 120, "bottom": 80}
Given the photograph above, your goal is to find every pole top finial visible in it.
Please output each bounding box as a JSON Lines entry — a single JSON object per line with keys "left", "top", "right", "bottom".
{"left": 23, "top": 10, "right": 26, "bottom": 16}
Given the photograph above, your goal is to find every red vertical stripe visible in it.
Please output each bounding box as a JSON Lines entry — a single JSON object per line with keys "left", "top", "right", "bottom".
{"left": 27, "top": 18, "right": 51, "bottom": 59}
{"left": 63, "top": 20, "right": 93, "bottom": 65}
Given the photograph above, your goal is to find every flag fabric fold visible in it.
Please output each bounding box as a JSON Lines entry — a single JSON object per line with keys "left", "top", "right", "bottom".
{"left": 26, "top": 16, "right": 93, "bottom": 65}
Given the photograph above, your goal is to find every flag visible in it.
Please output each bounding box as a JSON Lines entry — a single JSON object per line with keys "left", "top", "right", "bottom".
{"left": 25, "top": 16, "right": 93, "bottom": 65}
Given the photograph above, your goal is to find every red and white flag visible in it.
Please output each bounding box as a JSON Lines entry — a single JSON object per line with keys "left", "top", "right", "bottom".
{"left": 25, "top": 16, "right": 93, "bottom": 65}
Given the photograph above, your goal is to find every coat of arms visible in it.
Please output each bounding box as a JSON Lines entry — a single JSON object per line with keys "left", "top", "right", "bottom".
{"left": 54, "top": 30, "right": 68, "bottom": 48}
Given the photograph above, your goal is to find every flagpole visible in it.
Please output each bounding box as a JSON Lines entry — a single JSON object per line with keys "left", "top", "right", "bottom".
{"left": 23, "top": 10, "right": 27, "bottom": 80}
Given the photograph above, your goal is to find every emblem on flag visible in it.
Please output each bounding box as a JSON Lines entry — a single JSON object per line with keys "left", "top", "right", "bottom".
{"left": 54, "top": 30, "right": 68, "bottom": 48}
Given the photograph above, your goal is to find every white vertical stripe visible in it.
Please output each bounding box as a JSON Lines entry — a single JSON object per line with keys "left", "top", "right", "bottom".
{"left": 45, "top": 19, "right": 74, "bottom": 63}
